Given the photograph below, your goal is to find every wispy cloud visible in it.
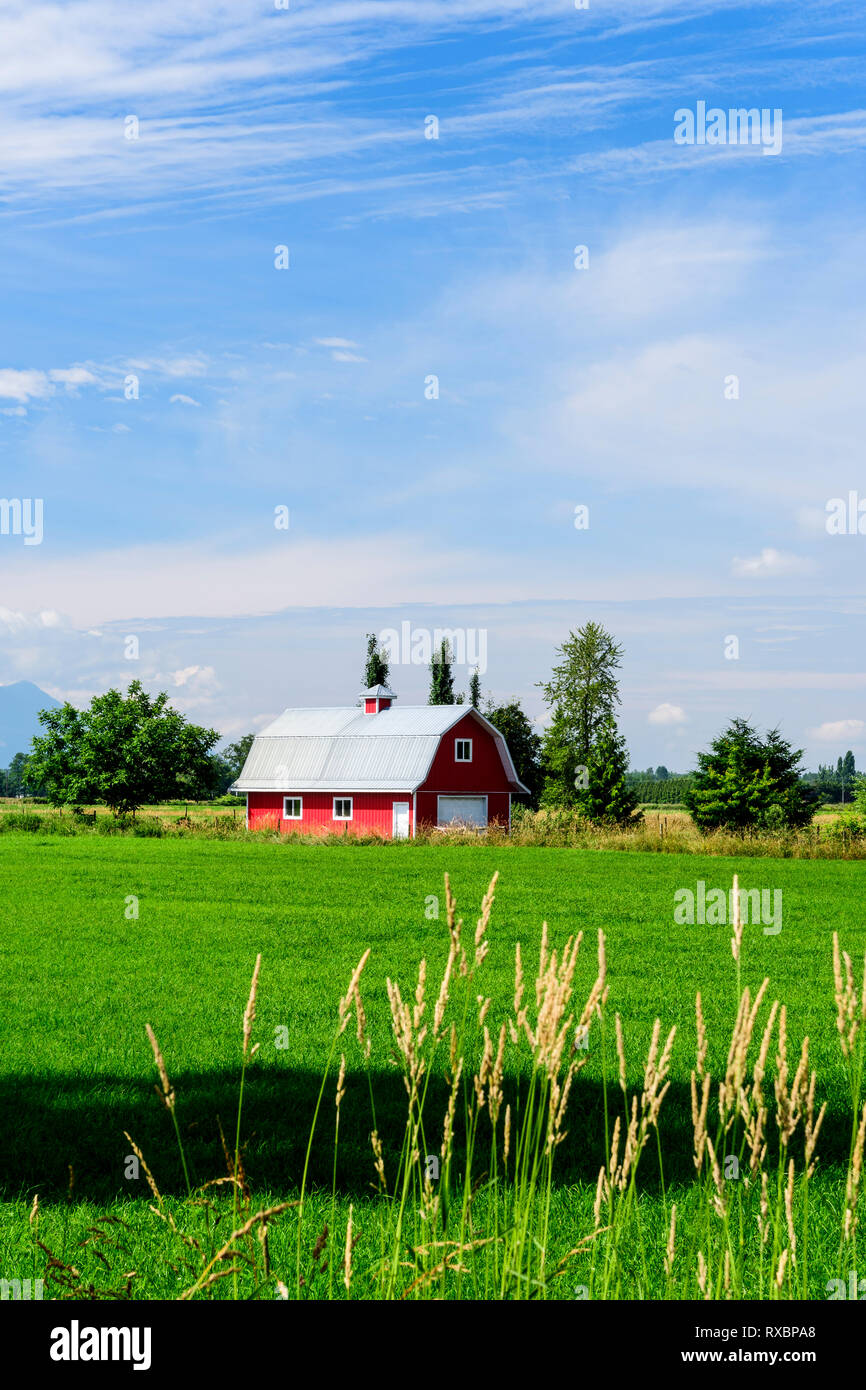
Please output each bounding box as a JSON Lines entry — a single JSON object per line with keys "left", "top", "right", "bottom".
{"left": 731, "top": 549, "right": 815, "bottom": 578}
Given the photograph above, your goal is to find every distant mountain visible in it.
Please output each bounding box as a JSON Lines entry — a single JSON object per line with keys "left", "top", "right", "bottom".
{"left": 0, "top": 681, "right": 61, "bottom": 759}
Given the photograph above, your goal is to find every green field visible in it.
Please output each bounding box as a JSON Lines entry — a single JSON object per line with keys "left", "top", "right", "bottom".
{"left": 1, "top": 835, "right": 864, "bottom": 1299}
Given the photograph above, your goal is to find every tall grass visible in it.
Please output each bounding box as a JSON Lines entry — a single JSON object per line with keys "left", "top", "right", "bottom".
{"left": 27, "top": 870, "right": 863, "bottom": 1301}
{"left": 1, "top": 802, "right": 864, "bottom": 858}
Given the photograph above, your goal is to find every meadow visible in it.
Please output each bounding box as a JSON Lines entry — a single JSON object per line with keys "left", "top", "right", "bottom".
{"left": 0, "top": 834, "right": 864, "bottom": 1299}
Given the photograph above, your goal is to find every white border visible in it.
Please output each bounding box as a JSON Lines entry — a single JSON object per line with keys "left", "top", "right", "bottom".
{"left": 333, "top": 796, "right": 353, "bottom": 820}
{"left": 455, "top": 737, "right": 473, "bottom": 762}
{"left": 283, "top": 796, "right": 303, "bottom": 819}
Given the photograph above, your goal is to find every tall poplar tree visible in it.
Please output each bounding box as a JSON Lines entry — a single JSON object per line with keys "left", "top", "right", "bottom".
{"left": 428, "top": 639, "right": 456, "bottom": 704}
{"left": 363, "top": 633, "right": 390, "bottom": 689}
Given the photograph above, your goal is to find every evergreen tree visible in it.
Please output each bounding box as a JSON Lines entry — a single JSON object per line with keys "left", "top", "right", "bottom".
{"left": 469, "top": 668, "right": 482, "bottom": 709}
{"left": 579, "top": 718, "right": 641, "bottom": 825}
{"left": 537, "top": 622, "right": 639, "bottom": 823}
{"left": 484, "top": 700, "right": 542, "bottom": 808}
{"left": 655, "top": 765, "right": 670, "bottom": 781}
{"left": 428, "top": 639, "right": 456, "bottom": 704}
{"left": 363, "top": 633, "right": 390, "bottom": 688}
{"left": 685, "top": 718, "right": 817, "bottom": 831}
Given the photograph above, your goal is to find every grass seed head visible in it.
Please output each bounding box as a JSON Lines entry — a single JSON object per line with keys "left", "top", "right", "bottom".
{"left": 242, "top": 954, "right": 262, "bottom": 1059}
{"left": 145, "top": 1023, "right": 176, "bottom": 1113}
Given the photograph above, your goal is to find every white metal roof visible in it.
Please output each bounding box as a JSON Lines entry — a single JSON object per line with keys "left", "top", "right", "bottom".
{"left": 360, "top": 684, "right": 397, "bottom": 699}
{"left": 231, "top": 705, "right": 530, "bottom": 794}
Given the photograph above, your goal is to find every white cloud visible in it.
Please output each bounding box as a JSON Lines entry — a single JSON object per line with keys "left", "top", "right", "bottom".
{"left": 569, "top": 111, "right": 866, "bottom": 181}
{"left": 0, "top": 607, "right": 68, "bottom": 633}
{"left": 315, "top": 338, "right": 358, "bottom": 349}
{"left": 331, "top": 351, "right": 368, "bottom": 363}
{"left": 731, "top": 549, "right": 814, "bottom": 578}
{"left": 809, "top": 719, "right": 865, "bottom": 742}
{"left": 170, "top": 665, "right": 216, "bottom": 688}
{"left": 49, "top": 366, "right": 97, "bottom": 391}
{"left": 0, "top": 363, "right": 103, "bottom": 402}
{"left": 0, "top": 532, "right": 731, "bottom": 627}
{"left": 169, "top": 393, "right": 201, "bottom": 406}
{"left": 127, "top": 355, "right": 208, "bottom": 378}
{"left": 0, "top": 369, "right": 51, "bottom": 402}
{"left": 648, "top": 702, "right": 687, "bottom": 725}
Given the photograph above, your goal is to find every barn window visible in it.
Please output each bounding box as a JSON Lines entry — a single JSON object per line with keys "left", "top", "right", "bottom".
{"left": 455, "top": 739, "right": 472, "bottom": 762}
{"left": 333, "top": 797, "right": 353, "bottom": 820}
{"left": 283, "top": 797, "right": 302, "bottom": 820}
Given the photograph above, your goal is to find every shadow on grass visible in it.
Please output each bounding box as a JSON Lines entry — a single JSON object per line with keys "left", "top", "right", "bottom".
{"left": 0, "top": 1068, "right": 855, "bottom": 1204}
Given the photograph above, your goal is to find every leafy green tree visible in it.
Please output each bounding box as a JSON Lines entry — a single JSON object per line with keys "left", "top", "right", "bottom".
{"left": 539, "top": 622, "right": 624, "bottom": 757}
{"left": 27, "top": 681, "right": 221, "bottom": 815}
{"left": 484, "top": 700, "right": 542, "bottom": 808}
{"left": 469, "top": 669, "right": 482, "bottom": 709}
{"left": 815, "top": 762, "right": 842, "bottom": 802}
{"left": 685, "top": 718, "right": 817, "bottom": 831}
{"left": 655, "top": 765, "right": 670, "bottom": 781}
{"left": 537, "top": 622, "right": 639, "bottom": 823}
{"left": 2, "top": 751, "right": 35, "bottom": 796}
{"left": 207, "top": 733, "right": 257, "bottom": 795}
{"left": 428, "top": 639, "right": 456, "bottom": 705}
{"left": 363, "top": 633, "right": 390, "bottom": 689}
{"left": 222, "top": 734, "right": 255, "bottom": 782}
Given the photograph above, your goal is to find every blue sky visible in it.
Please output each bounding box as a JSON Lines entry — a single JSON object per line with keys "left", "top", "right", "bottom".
{"left": 1, "top": 0, "right": 865, "bottom": 767}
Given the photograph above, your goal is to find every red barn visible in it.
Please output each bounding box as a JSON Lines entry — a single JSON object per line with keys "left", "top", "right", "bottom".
{"left": 232, "top": 684, "right": 529, "bottom": 837}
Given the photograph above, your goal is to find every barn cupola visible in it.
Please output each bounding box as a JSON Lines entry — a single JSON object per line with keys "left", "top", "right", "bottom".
{"left": 361, "top": 683, "right": 397, "bottom": 714}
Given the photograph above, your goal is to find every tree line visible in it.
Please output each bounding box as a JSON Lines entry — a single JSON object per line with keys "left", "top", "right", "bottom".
{"left": 0, "top": 622, "right": 858, "bottom": 830}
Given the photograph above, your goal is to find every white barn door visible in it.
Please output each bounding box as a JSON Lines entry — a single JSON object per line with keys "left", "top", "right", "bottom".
{"left": 437, "top": 795, "right": 487, "bottom": 828}
{"left": 392, "top": 802, "right": 410, "bottom": 838}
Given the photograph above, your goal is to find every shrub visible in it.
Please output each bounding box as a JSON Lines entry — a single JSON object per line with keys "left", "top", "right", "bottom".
{"left": 132, "top": 820, "right": 164, "bottom": 837}
{"left": 0, "top": 812, "right": 43, "bottom": 832}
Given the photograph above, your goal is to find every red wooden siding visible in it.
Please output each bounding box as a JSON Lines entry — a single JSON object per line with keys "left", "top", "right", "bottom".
{"left": 247, "top": 790, "right": 414, "bottom": 837}
{"left": 416, "top": 712, "right": 512, "bottom": 827}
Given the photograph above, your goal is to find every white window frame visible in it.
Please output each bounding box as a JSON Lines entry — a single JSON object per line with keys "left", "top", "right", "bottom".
{"left": 283, "top": 796, "right": 303, "bottom": 820}
{"left": 455, "top": 738, "right": 473, "bottom": 762}
{"left": 333, "top": 796, "right": 353, "bottom": 821}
